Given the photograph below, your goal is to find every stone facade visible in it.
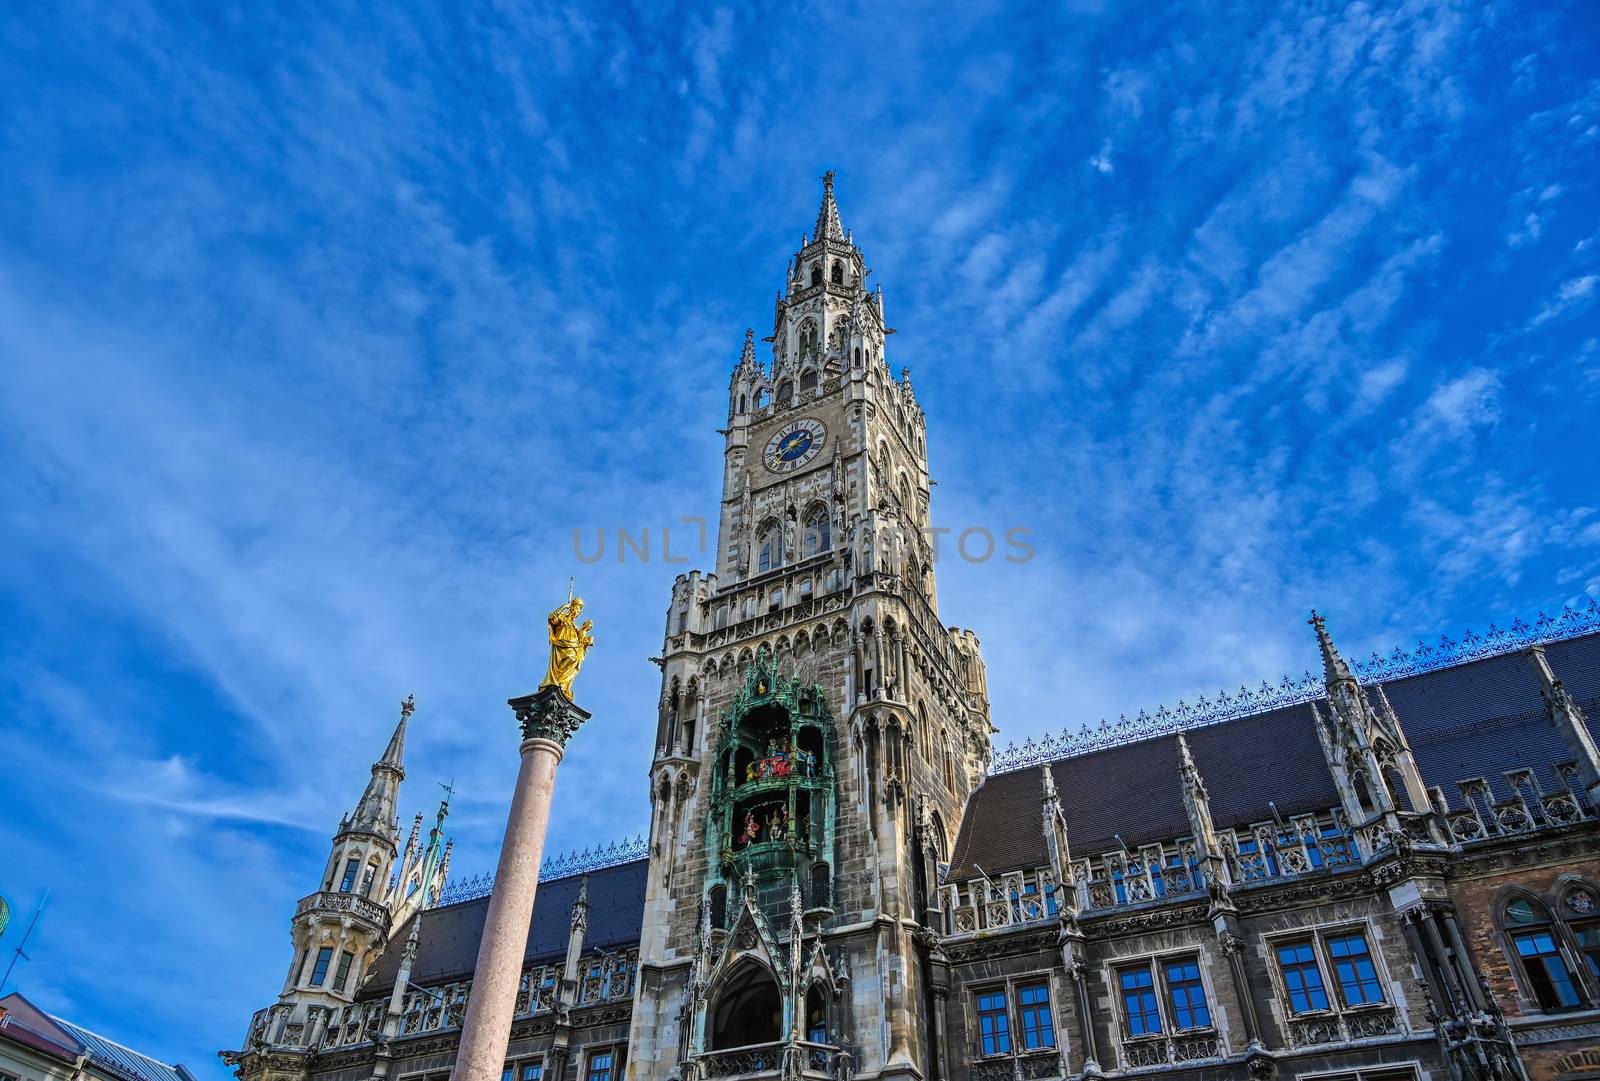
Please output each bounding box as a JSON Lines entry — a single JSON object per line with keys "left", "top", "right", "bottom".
{"left": 223, "top": 177, "right": 1600, "bottom": 1081}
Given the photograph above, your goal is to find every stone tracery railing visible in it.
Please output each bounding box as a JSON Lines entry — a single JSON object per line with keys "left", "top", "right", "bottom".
{"left": 309, "top": 947, "right": 639, "bottom": 1051}
{"left": 434, "top": 834, "right": 648, "bottom": 907}
{"left": 990, "top": 602, "right": 1600, "bottom": 773}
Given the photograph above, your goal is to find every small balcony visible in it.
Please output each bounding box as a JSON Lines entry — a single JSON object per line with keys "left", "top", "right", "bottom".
{"left": 1117, "top": 1031, "right": 1224, "bottom": 1069}
{"left": 294, "top": 889, "right": 390, "bottom": 932}
{"left": 1284, "top": 1004, "right": 1400, "bottom": 1048}
{"left": 969, "top": 1051, "right": 1063, "bottom": 1080}
{"left": 694, "top": 1041, "right": 845, "bottom": 1080}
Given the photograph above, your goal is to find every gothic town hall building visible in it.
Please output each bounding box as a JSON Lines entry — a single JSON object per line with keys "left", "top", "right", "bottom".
{"left": 222, "top": 177, "right": 1600, "bottom": 1081}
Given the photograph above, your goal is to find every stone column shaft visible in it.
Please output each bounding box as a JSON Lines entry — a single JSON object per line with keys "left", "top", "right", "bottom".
{"left": 454, "top": 736, "right": 565, "bottom": 1081}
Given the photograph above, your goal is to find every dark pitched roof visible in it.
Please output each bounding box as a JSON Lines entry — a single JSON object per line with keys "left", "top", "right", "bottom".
{"left": 0, "top": 993, "right": 195, "bottom": 1081}
{"left": 360, "top": 859, "right": 649, "bottom": 999}
{"left": 948, "top": 631, "right": 1600, "bottom": 881}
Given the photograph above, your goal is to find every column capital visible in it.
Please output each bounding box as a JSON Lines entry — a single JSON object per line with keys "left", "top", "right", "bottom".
{"left": 509, "top": 685, "right": 592, "bottom": 747}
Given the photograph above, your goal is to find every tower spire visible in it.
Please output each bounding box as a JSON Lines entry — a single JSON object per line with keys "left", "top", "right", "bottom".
{"left": 1309, "top": 610, "right": 1355, "bottom": 687}
{"left": 814, "top": 169, "right": 845, "bottom": 242}
{"left": 348, "top": 695, "right": 412, "bottom": 835}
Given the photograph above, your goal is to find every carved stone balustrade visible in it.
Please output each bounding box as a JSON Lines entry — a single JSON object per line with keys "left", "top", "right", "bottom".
{"left": 695, "top": 1042, "right": 784, "bottom": 1079}
{"left": 294, "top": 890, "right": 391, "bottom": 936}
{"left": 1119, "top": 1031, "right": 1223, "bottom": 1070}
{"left": 1286, "top": 1005, "right": 1399, "bottom": 1048}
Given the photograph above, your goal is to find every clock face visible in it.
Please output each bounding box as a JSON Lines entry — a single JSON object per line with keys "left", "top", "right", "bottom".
{"left": 764, "top": 418, "right": 827, "bottom": 473}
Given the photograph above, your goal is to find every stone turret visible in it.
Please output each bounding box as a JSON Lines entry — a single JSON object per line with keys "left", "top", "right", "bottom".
{"left": 230, "top": 695, "right": 451, "bottom": 1060}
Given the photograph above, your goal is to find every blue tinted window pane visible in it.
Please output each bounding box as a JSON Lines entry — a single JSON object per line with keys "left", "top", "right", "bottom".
{"left": 310, "top": 946, "right": 333, "bottom": 986}
{"left": 1164, "top": 959, "right": 1211, "bottom": 1029}
{"left": 1018, "top": 983, "right": 1056, "bottom": 1050}
{"left": 1120, "top": 966, "right": 1162, "bottom": 1035}
{"left": 1327, "top": 933, "right": 1385, "bottom": 1005}
{"left": 1276, "top": 941, "right": 1329, "bottom": 1013}
{"left": 1577, "top": 925, "right": 1600, "bottom": 982}
{"left": 1513, "top": 931, "right": 1583, "bottom": 1009}
{"left": 977, "top": 991, "right": 1011, "bottom": 1055}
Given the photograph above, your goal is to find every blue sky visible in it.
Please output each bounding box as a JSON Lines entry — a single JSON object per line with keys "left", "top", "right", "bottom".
{"left": 2, "top": 0, "right": 1598, "bottom": 1071}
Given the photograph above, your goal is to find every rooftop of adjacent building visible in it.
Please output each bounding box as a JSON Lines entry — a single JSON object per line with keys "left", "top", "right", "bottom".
{"left": 0, "top": 992, "right": 198, "bottom": 1081}
{"left": 948, "top": 620, "right": 1600, "bottom": 880}
{"left": 360, "top": 858, "right": 649, "bottom": 998}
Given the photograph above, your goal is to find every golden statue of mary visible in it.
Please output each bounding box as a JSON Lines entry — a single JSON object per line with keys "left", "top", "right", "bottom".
{"left": 540, "top": 596, "right": 595, "bottom": 698}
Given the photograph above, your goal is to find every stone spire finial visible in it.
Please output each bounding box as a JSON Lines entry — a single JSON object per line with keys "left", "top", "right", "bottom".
{"left": 379, "top": 696, "right": 413, "bottom": 773}
{"left": 1177, "top": 733, "right": 1202, "bottom": 789}
{"left": 814, "top": 169, "right": 845, "bottom": 242}
{"left": 1309, "top": 610, "right": 1356, "bottom": 688}
{"left": 742, "top": 327, "right": 758, "bottom": 366}
{"left": 1040, "top": 760, "right": 1059, "bottom": 803}
{"left": 571, "top": 874, "right": 590, "bottom": 932}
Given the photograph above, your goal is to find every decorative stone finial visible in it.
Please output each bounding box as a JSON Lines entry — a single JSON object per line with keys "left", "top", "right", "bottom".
{"left": 401, "top": 693, "right": 416, "bottom": 719}
{"left": 1309, "top": 610, "right": 1356, "bottom": 687}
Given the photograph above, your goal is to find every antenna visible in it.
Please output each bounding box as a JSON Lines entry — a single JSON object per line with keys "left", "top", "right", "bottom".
{"left": 1, "top": 889, "right": 49, "bottom": 994}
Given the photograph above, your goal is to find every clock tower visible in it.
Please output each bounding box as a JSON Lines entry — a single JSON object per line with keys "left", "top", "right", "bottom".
{"left": 628, "top": 173, "right": 992, "bottom": 1080}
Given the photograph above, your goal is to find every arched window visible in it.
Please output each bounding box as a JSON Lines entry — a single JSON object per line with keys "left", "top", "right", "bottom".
{"left": 709, "top": 884, "right": 728, "bottom": 930}
{"left": 1504, "top": 895, "right": 1584, "bottom": 1010}
{"left": 799, "top": 370, "right": 818, "bottom": 395}
{"left": 804, "top": 507, "right": 831, "bottom": 557}
{"left": 777, "top": 380, "right": 793, "bottom": 405}
{"left": 1565, "top": 885, "right": 1600, "bottom": 982}
{"left": 810, "top": 264, "right": 822, "bottom": 287}
{"left": 758, "top": 521, "right": 782, "bottom": 574}
{"left": 737, "top": 393, "right": 747, "bottom": 413}
{"left": 852, "top": 346, "right": 861, "bottom": 367}
{"left": 709, "top": 964, "right": 783, "bottom": 1049}
{"left": 798, "top": 321, "right": 820, "bottom": 359}
{"left": 810, "top": 862, "right": 832, "bottom": 909}
{"left": 805, "top": 984, "right": 830, "bottom": 1043}
{"left": 831, "top": 261, "right": 843, "bottom": 284}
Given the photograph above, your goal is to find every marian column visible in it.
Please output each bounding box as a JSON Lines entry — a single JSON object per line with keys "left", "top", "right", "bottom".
{"left": 453, "top": 596, "right": 595, "bottom": 1081}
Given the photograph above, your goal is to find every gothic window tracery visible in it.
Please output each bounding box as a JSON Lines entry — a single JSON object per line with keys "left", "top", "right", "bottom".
{"left": 777, "top": 380, "right": 793, "bottom": 405}
{"left": 810, "top": 264, "right": 822, "bottom": 287}
{"left": 797, "top": 320, "right": 820, "bottom": 360}
{"left": 758, "top": 520, "right": 782, "bottom": 574}
{"left": 830, "top": 260, "right": 843, "bottom": 284}
{"left": 804, "top": 505, "right": 831, "bottom": 557}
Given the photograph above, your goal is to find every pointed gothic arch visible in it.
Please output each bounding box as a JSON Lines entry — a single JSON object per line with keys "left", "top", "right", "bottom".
{"left": 708, "top": 960, "right": 783, "bottom": 1049}
{"left": 758, "top": 518, "right": 782, "bottom": 574}
{"left": 803, "top": 503, "right": 831, "bottom": 557}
